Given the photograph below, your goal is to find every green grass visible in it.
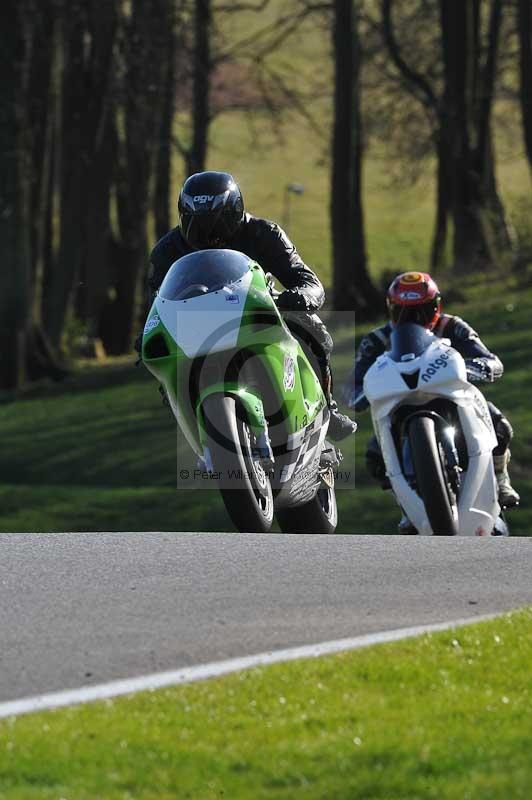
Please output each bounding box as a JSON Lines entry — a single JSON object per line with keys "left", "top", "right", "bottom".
{"left": 0, "top": 363, "right": 231, "bottom": 533}
{"left": 1, "top": 608, "right": 531, "bottom": 799}
{"left": 0, "top": 368, "right": 268, "bottom": 532}
{"left": 0, "top": 484, "right": 226, "bottom": 533}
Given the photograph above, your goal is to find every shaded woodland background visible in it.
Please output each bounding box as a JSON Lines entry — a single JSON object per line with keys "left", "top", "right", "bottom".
{"left": 1, "top": 0, "right": 532, "bottom": 390}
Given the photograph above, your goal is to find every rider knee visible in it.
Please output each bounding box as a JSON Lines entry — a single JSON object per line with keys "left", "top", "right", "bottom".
{"left": 286, "top": 312, "right": 333, "bottom": 356}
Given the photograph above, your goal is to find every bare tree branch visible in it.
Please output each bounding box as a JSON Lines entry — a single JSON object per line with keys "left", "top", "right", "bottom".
{"left": 213, "top": 0, "right": 269, "bottom": 12}
{"left": 476, "top": 0, "right": 503, "bottom": 163}
{"left": 381, "top": 0, "right": 438, "bottom": 111}
{"left": 517, "top": 0, "right": 532, "bottom": 172}
{"left": 212, "top": 5, "right": 318, "bottom": 64}
{"left": 252, "top": 58, "right": 327, "bottom": 141}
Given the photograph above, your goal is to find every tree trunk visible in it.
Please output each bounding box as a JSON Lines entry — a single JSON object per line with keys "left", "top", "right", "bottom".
{"left": 430, "top": 133, "right": 450, "bottom": 271}
{"left": 154, "top": 5, "right": 177, "bottom": 239}
{"left": 187, "top": 0, "right": 211, "bottom": 175}
{"left": 44, "top": 2, "right": 86, "bottom": 347}
{"left": 331, "top": 0, "right": 379, "bottom": 315}
{"left": 81, "top": 0, "right": 118, "bottom": 341}
{"left": 439, "top": 0, "right": 506, "bottom": 271}
{"left": 331, "top": 0, "right": 353, "bottom": 310}
{"left": 41, "top": 93, "right": 59, "bottom": 330}
{"left": 84, "top": 114, "right": 116, "bottom": 341}
{"left": 109, "top": 0, "right": 169, "bottom": 354}
{"left": 28, "top": 0, "right": 54, "bottom": 280}
{"left": 0, "top": 2, "right": 32, "bottom": 389}
{"left": 0, "top": 1, "right": 65, "bottom": 388}
{"left": 518, "top": 0, "right": 532, "bottom": 176}
{"left": 350, "top": 6, "right": 381, "bottom": 314}
{"left": 483, "top": 133, "right": 516, "bottom": 254}
{"left": 382, "top": 0, "right": 447, "bottom": 270}
{"left": 382, "top": 0, "right": 511, "bottom": 272}
{"left": 474, "top": 0, "right": 513, "bottom": 254}
{"left": 44, "top": 0, "right": 118, "bottom": 350}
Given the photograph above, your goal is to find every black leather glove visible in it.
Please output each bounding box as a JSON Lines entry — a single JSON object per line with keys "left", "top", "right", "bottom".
{"left": 465, "top": 358, "right": 494, "bottom": 383}
{"left": 275, "top": 289, "right": 311, "bottom": 312}
{"left": 343, "top": 384, "right": 370, "bottom": 411}
{"left": 264, "top": 272, "right": 278, "bottom": 296}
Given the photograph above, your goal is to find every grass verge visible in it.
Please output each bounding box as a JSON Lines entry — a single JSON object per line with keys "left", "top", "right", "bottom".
{"left": 1, "top": 608, "right": 531, "bottom": 799}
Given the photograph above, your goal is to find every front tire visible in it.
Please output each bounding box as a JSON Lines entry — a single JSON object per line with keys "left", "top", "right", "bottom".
{"left": 409, "top": 415, "right": 459, "bottom": 536}
{"left": 202, "top": 394, "right": 274, "bottom": 533}
{"left": 276, "top": 469, "right": 338, "bottom": 534}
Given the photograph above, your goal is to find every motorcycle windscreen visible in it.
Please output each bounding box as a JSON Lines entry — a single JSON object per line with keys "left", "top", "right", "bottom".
{"left": 389, "top": 322, "right": 435, "bottom": 363}
{"left": 158, "top": 249, "right": 252, "bottom": 301}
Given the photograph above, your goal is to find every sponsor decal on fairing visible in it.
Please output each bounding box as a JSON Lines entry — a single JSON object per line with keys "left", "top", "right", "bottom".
{"left": 283, "top": 353, "right": 296, "bottom": 392}
{"left": 421, "top": 350, "right": 451, "bottom": 382}
{"left": 144, "top": 315, "right": 161, "bottom": 334}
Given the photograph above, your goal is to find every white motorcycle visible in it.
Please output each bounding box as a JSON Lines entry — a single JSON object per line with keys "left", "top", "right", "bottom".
{"left": 363, "top": 322, "right": 508, "bottom": 536}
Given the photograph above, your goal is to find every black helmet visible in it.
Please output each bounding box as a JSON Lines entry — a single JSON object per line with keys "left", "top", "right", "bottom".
{"left": 178, "top": 171, "right": 244, "bottom": 249}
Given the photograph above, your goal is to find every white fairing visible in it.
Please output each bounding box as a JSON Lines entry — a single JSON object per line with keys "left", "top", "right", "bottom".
{"left": 155, "top": 270, "right": 253, "bottom": 358}
{"left": 364, "top": 339, "right": 500, "bottom": 536}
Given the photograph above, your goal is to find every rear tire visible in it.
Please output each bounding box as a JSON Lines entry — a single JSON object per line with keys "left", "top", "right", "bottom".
{"left": 203, "top": 394, "right": 274, "bottom": 533}
{"left": 276, "top": 470, "right": 338, "bottom": 534}
{"left": 409, "top": 415, "right": 459, "bottom": 536}
{"left": 492, "top": 514, "right": 509, "bottom": 536}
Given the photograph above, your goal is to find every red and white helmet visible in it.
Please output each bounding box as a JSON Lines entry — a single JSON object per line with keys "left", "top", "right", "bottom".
{"left": 386, "top": 271, "right": 442, "bottom": 330}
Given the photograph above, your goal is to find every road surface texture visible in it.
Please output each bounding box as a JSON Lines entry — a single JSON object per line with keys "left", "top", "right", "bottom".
{"left": 1, "top": 533, "right": 531, "bottom": 703}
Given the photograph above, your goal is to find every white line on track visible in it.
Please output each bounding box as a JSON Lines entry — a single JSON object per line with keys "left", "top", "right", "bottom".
{"left": 0, "top": 614, "right": 498, "bottom": 719}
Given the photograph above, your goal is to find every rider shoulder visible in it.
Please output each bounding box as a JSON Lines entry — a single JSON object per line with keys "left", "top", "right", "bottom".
{"left": 437, "top": 314, "right": 480, "bottom": 343}
{"left": 241, "top": 214, "right": 291, "bottom": 247}
{"left": 150, "top": 227, "right": 188, "bottom": 271}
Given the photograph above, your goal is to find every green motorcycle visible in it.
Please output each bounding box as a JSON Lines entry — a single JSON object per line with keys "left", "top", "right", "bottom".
{"left": 142, "top": 248, "right": 340, "bottom": 533}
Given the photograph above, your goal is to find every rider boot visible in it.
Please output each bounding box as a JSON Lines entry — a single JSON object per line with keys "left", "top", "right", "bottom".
{"left": 323, "top": 364, "right": 357, "bottom": 441}
{"left": 489, "top": 403, "right": 519, "bottom": 508}
{"left": 397, "top": 513, "right": 418, "bottom": 535}
{"left": 328, "top": 397, "right": 358, "bottom": 441}
{"left": 493, "top": 450, "right": 520, "bottom": 508}
{"left": 366, "top": 435, "right": 390, "bottom": 489}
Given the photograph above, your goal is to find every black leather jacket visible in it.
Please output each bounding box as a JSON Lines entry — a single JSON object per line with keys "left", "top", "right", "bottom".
{"left": 344, "top": 314, "right": 504, "bottom": 410}
{"left": 148, "top": 214, "right": 324, "bottom": 312}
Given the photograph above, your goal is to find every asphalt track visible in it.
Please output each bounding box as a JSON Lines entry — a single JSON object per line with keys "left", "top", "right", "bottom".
{"left": 1, "top": 533, "right": 531, "bottom": 704}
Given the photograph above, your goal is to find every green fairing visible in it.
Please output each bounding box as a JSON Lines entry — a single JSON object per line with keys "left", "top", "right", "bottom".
{"left": 142, "top": 259, "right": 326, "bottom": 456}
{"left": 196, "top": 385, "right": 266, "bottom": 446}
